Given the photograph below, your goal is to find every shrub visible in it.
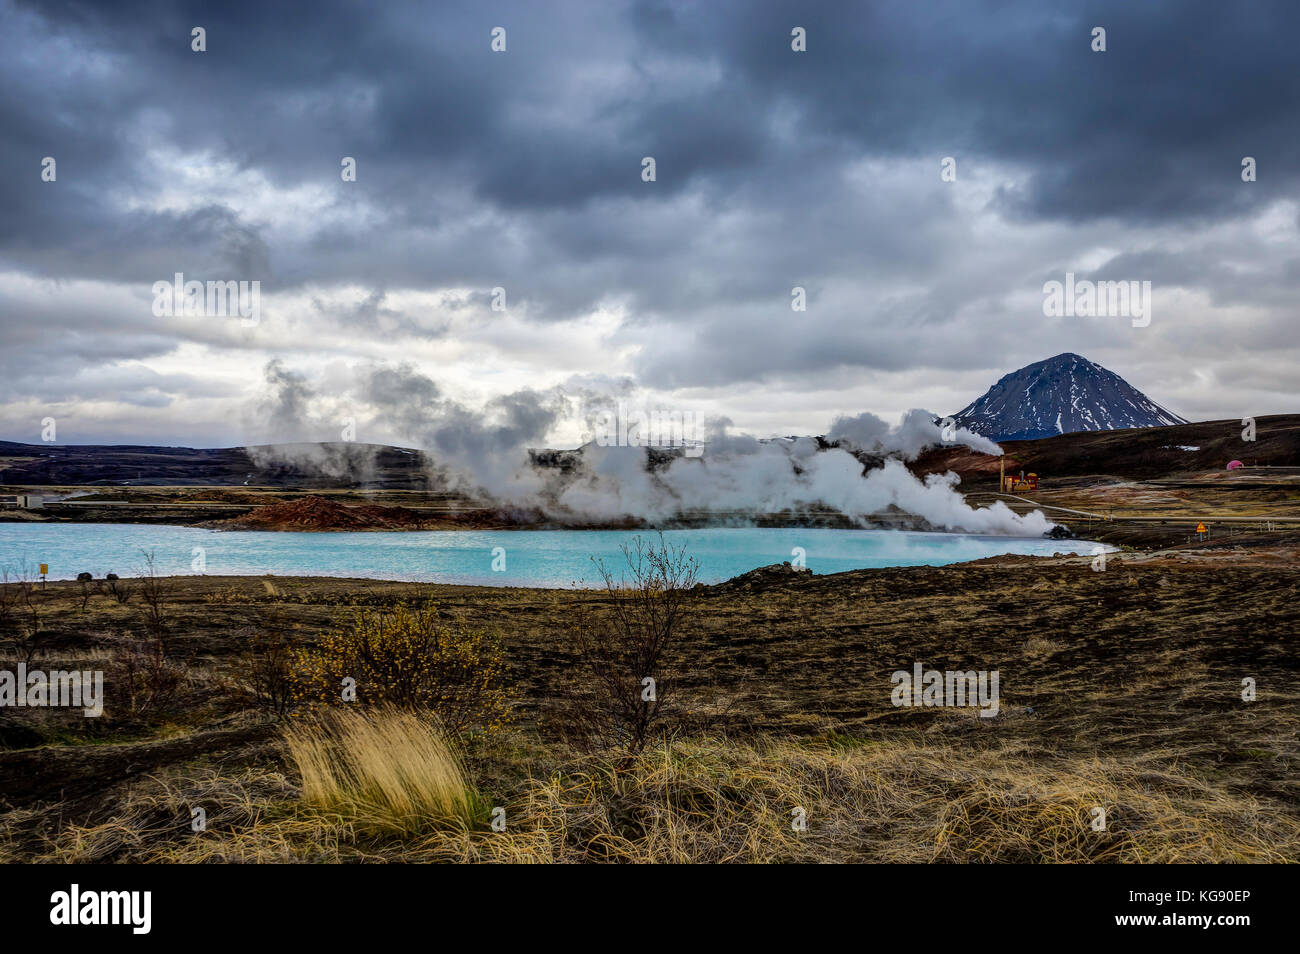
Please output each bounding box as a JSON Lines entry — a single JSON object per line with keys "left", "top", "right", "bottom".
{"left": 76, "top": 573, "right": 98, "bottom": 612}
{"left": 108, "top": 636, "right": 185, "bottom": 716}
{"left": 104, "top": 573, "right": 133, "bottom": 605}
{"left": 293, "top": 602, "right": 511, "bottom": 739}
{"left": 1, "top": 561, "right": 43, "bottom": 662}
{"left": 560, "top": 533, "right": 699, "bottom": 754}
{"left": 238, "top": 624, "right": 297, "bottom": 719}
{"left": 137, "top": 551, "right": 170, "bottom": 636}
{"left": 282, "top": 707, "right": 483, "bottom": 835}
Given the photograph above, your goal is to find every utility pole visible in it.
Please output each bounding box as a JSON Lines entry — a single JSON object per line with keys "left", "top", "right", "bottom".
{"left": 999, "top": 455, "right": 1005, "bottom": 493}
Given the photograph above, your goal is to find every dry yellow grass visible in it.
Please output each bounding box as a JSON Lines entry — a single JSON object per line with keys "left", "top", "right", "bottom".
{"left": 18, "top": 734, "right": 1297, "bottom": 863}
{"left": 282, "top": 707, "right": 483, "bottom": 835}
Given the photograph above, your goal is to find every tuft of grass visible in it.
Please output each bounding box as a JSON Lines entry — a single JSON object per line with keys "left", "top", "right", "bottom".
{"left": 282, "top": 707, "right": 484, "bottom": 835}
{"left": 1023, "top": 636, "right": 1066, "bottom": 656}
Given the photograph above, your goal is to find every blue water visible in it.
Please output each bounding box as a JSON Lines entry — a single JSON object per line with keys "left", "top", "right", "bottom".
{"left": 0, "top": 524, "right": 1103, "bottom": 588}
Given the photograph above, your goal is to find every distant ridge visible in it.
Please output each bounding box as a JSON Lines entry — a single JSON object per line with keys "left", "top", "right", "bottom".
{"left": 952, "top": 353, "right": 1187, "bottom": 441}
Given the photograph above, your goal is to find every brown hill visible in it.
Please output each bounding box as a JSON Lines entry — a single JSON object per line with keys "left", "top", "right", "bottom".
{"left": 913, "top": 414, "right": 1300, "bottom": 483}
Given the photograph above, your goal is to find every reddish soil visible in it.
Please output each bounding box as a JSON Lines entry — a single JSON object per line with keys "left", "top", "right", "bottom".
{"left": 216, "top": 494, "right": 528, "bottom": 531}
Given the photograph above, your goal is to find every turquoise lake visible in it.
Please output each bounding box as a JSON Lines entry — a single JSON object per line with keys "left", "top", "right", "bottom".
{"left": 0, "top": 524, "right": 1102, "bottom": 588}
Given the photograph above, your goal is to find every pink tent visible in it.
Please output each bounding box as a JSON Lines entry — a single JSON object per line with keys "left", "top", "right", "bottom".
{"left": 1227, "top": 460, "right": 1244, "bottom": 470}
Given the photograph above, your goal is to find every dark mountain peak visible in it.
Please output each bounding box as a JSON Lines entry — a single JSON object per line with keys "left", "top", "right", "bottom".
{"left": 954, "top": 355, "right": 1187, "bottom": 442}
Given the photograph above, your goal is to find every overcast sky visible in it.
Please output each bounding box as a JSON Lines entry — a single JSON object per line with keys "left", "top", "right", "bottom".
{"left": 2, "top": 0, "right": 1297, "bottom": 449}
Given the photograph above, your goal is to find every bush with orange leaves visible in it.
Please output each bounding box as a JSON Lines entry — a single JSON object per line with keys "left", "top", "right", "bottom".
{"left": 293, "top": 601, "right": 511, "bottom": 741}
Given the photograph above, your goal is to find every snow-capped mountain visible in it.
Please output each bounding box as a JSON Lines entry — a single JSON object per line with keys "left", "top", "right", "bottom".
{"left": 952, "top": 353, "right": 1187, "bottom": 441}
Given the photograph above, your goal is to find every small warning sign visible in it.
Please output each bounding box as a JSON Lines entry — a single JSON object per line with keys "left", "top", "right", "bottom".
{"left": 1195, "top": 523, "right": 1207, "bottom": 534}
{"left": 39, "top": 563, "right": 48, "bottom": 576}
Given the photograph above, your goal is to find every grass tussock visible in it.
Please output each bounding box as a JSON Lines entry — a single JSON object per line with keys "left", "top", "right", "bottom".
{"left": 282, "top": 707, "right": 483, "bottom": 835}
{"left": 1022, "top": 636, "right": 1066, "bottom": 656}
{"left": 21, "top": 734, "right": 1298, "bottom": 863}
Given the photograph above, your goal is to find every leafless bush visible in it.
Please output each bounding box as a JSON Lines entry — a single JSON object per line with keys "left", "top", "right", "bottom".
{"left": 108, "top": 636, "right": 185, "bottom": 716}
{"left": 137, "top": 551, "right": 170, "bottom": 636}
{"left": 76, "top": 572, "right": 99, "bottom": 612}
{"left": 560, "top": 534, "right": 699, "bottom": 754}
{"left": 238, "top": 614, "right": 297, "bottom": 719}
{"left": 0, "top": 571, "right": 19, "bottom": 639}
{"left": 0, "top": 570, "right": 17, "bottom": 633}
{"left": 104, "top": 573, "right": 133, "bottom": 605}
{"left": 1, "top": 561, "right": 43, "bottom": 663}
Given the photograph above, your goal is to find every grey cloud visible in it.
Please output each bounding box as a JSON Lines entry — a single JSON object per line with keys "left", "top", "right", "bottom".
{"left": 1, "top": 0, "right": 1296, "bottom": 439}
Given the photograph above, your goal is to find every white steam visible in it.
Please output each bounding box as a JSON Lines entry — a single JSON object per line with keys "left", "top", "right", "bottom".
{"left": 245, "top": 361, "right": 1054, "bottom": 536}
{"left": 557, "top": 441, "right": 1051, "bottom": 535}
{"left": 828, "top": 408, "right": 1003, "bottom": 458}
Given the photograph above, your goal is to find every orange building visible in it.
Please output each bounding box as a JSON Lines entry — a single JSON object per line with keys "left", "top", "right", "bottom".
{"left": 1000, "top": 467, "right": 1038, "bottom": 492}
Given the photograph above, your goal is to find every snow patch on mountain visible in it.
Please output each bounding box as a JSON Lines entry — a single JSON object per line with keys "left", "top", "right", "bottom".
{"left": 952, "top": 353, "right": 1186, "bottom": 442}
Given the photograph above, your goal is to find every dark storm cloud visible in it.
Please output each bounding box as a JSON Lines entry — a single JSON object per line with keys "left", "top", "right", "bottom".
{"left": 10, "top": 0, "right": 1296, "bottom": 279}
{"left": 0, "top": 0, "right": 1296, "bottom": 431}
{"left": 675, "top": 0, "right": 1300, "bottom": 223}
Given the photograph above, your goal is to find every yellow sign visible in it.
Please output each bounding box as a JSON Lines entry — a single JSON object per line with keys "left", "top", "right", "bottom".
{"left": 39, "top": 563, "right": 48, "bottom": 575}
{"left": 1195, "top": 523, "right": 1207, "bottom": 534}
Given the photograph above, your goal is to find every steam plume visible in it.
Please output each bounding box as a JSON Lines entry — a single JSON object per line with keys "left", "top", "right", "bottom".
{"left": 245, "top": 361, "right": 1052, "bottom": 535}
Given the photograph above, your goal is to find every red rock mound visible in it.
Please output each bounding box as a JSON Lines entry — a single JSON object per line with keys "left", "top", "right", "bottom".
{"left": 221, "top": 495, "right": 425, "bottom": 531}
